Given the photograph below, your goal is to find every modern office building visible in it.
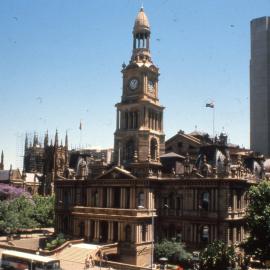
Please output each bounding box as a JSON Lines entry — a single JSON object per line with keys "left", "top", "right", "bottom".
{"left": 250, "top": 16, "right": 270, "bottom": 156}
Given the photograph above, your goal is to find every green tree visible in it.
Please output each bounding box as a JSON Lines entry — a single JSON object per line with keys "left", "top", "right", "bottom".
{"left": 155, "top": 239, "right": 191, "bottom": 264}
{"left": 242, "top": 180, "right": 270, "bottom": 261}
{"left": 199, "top": 240, "right": 237, "bottom": 270}
{"left": 33, "top": 194, "right": 55, "bottom": 228}
{"left": 0, "top": 196, "right": 36, "bottom": 235}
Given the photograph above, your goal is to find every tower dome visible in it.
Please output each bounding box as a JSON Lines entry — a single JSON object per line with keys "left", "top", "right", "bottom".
{"left": 131, "top": 7, "right": 152, "bottom": 63}
{"left": 133, "top": 7, "right": 150, "bottom": 34}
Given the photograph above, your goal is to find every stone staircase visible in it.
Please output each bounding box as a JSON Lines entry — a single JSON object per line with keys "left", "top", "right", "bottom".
{"left": 53, "top": 243, "right": 100, "bottom": 265}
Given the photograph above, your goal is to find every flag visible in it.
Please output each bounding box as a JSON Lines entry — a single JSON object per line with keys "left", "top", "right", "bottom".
{"left": 79, "top": 121, "right": 82, "bottom": 130}
{"left": 206, "top": 102, "right": 214, "bottom": 108}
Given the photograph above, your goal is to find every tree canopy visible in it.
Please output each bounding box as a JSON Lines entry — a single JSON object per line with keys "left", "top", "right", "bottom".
{"left": 199, "top": 240, "right": 237, "bottom": 270}
{"left": 0, "top": 196, "right": 37, "bottom": 234}
{"left": 243, "top": 180, "right": 270, "bottom": 261}
{"left": 155, "top": 239, "right": 191, "bottom": 264}
{"left": 0, "top": 189, "right": 55, "bottom": 235}
{"left": 33, "top": 194, "right": 55, "bottom": 228}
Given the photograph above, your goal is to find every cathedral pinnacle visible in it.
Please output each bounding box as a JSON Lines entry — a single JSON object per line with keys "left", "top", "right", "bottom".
{"left": 65, "top": 131, "right": 68, "bottom": 149}
{"left": 25, "top": 134, "right": 28, "bottom": 150}
{"left": 44, "top": 130, "right": 49, "bottom": 147}
{"left": 55, "top": 129, "right": 59, "bottom": 147}
{"left": 0, "top": 150, "right": 4, "bottom": 170}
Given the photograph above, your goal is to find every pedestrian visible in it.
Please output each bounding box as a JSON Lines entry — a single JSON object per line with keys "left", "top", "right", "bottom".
{"left": 89, "top": 255, "right": 93, "bottom": 267}
{"left": 84, "top": 256, "right": 90, "bottom": 269}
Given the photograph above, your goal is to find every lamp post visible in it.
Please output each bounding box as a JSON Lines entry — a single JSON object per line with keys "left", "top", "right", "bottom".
{"left": 138, "top": 205, "right": 154, "bottom": 269}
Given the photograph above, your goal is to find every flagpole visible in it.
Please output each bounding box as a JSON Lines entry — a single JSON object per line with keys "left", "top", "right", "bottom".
{"left": 213, "top": 106, "right": 215, "bottom": 140}
{"left": 206, "top": 102, "right": 215, "bottom": 140}
{"left": 79, "top": 120, "right": 82, "bottom": 149}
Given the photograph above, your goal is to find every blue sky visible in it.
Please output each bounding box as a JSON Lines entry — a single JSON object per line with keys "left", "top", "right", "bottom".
{"left": 0, "top": 0, "right": 269, "bottom": 168}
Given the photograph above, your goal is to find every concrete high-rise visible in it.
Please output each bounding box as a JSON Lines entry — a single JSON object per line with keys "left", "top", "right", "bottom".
{"left": 250, "top": 17, "right": 270, "bottom": 156}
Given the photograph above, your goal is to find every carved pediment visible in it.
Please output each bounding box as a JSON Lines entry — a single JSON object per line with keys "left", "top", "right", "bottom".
{"left": 95, "top": 166, "right": 137, "bottom": 180}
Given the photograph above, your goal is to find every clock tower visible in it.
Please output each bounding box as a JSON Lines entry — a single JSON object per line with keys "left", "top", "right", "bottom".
{"left": 114, "top": 7, "right": 165, "bottom": 173}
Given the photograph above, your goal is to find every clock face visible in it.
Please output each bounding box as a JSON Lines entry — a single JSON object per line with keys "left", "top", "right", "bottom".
{"left": 148, "top": 80, "right": 155, "bottom": 93}
{"left": 129, "top": 78, "right": 139, "bottom": 90}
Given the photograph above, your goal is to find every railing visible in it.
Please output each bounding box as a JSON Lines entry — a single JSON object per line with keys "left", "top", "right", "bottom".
{"left": 99, "top": 242, "right": 119, "bottom": 255}
{"left": 158, "top": 208, "right": 247, "bottom": 220}
{"left": 227, "top": 209, "right": 246, "bottom": 220}
{"left": 0, "top": 238, "right": 84, "bottom": 256}
{"left": 71, "top": 206, "right": 155, "bottom": 217}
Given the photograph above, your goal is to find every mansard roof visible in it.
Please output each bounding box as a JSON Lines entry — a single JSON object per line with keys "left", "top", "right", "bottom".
{"left": 95, "top": 166, "right": 137, "bottom": 180}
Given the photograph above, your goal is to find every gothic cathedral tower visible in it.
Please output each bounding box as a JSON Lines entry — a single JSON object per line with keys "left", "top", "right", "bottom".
{"left": 114, "top": 8, "right": 165, "bottom": 171}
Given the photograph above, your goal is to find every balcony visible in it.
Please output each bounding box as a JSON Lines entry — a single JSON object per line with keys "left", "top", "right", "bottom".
{"left": 70, "top": 206, "right": 155, "bottom": 220}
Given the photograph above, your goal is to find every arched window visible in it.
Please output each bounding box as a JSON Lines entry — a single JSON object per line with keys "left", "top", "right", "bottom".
{"left": 125, "top": 140, "right": 135, "bottom": 162}
{"left": 201, "top": 225, "right": 209, "bottom": 242}
{"left": 138, "top": 192, "right": 145, "bottom": 207}
{"left": 201, "top": 192, "right": 209, "bottom": 211}
{"left": 125, "top": 225, "right": 131, "bottom": 242}
{"left": 150, "top": 138, "right": 158, "bottom": 160}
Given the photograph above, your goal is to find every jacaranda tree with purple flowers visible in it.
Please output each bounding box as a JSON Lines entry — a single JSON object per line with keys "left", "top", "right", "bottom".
{"left": 0, "top": 184, "right": 55, "bottom": 235}
{"left": 0, "top": 184, "right": 31, "bottom": 200}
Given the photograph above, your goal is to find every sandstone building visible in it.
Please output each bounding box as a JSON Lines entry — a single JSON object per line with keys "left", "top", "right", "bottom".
{"left": 54, "top": 8, "right": 262, "bottom": 267}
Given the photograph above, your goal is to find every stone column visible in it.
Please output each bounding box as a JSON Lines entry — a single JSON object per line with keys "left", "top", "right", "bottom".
{"left": 108, "top": 221, "right": 114, "bottom": 242}
{"left": 149, "top": 191, "right": 153, "bottom": 209}
{"left": 226, "top": 227, "right": 230, "bottom": 245}
{"left": 108, "top": 188, "right": 112, "bottom": 208}
{"left": 233, "top": 190, "right": 237, "bottom": 211}
{"left": 120, "top": 188, "right": 126, "bottom": 208}
{"left": 118, "top": 222, "right": 123, "bottom": 241}
{"left": 137, "top": 224, "right": 141, "bottom": 243}
{"left": 94, "top": 220, "right": 100, "bottom": 242}
{"left": 85, "top": 220, "right": 90, "bottom": 241}
{"left": 233, "top": 227, "right": 236, "bottom": 244}
{"left": 131, "top": 188, "right": 136, "bottom": 208}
